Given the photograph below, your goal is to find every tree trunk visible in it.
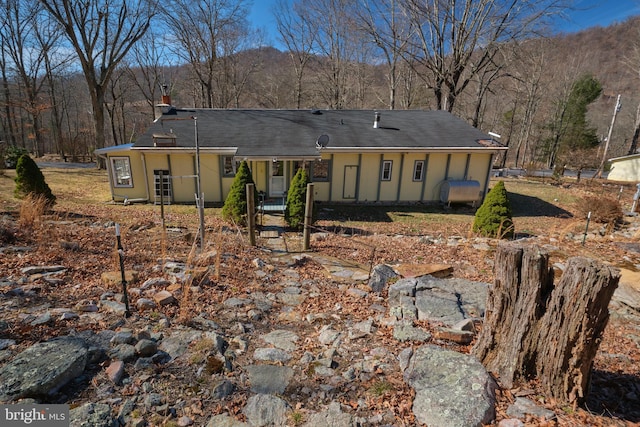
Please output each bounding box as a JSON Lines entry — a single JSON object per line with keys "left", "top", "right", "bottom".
{"left": 473, "top": 243, "right": 620, "bottom": 405}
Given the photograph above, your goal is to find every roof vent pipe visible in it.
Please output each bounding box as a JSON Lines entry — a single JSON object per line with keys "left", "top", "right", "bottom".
{"left": 373, "top": 111, "right": 380, "bottom": 128}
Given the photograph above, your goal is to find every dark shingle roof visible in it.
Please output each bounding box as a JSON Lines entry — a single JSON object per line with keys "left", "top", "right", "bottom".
{"left": 133, "top": 109, "right": 495, "bottom": 157}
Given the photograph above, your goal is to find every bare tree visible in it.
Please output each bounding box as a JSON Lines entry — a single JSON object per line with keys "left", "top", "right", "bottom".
{"left": 215, "top": 25, "right": 264, "bottom": 108}
{"left": 623, "top": 34, "right": 640, "bottom": 155}
{"left": 160, "top": 0, "right": 251, "bottom": 108}
{"left": 39, "top": 0, "right": 156, "bottom": 152}
{"left": 274, "top": 0, "right": 318, "bottom": 109}
{"left": 1, "top": 0, "right": 64, "bottom": 156}
{"left": 39, "top": 12, "right": 75, "bottom": 159}
{"left": 0, "top": 19, "right": 18, "bottom": 147}
{"left": 508, "top": 39, "right": 549, "bottom": 168}
{"left": 354, "top": 0, "right": 413, "bottom": 110}
{"left": 403, "top": 0, "right": 565, "bottom": 112}
{"left": 128, "top": 31, "right": 176, "bottom": 120}
{"left": 298, "top": 0, "right": 363, "bottom": 109}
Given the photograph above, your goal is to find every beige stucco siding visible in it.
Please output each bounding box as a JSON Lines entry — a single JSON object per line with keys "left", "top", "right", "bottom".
{"left": 251, "top": 161, "right": 268, "bottom": 195}
{"left": 467, "top": 153, "right": 492, "bottom": 188}
{"left": 357, "top": 154, "right": 378, "bottom": 202}
{"left": 101, "top": 147, "right": 496, "bottom": 205}
{"left": 166, "top": 154, "right": 196, "bottom": 203}
{"left": 105, "top": 150, "right": 147, "bottom": 202}
{"left": 399, "top": 154, "right": 428, "bottom": 201}
{"left": 200, "top": 154, "right": 222, "bottom": 202}
{"left": 330, "top": 153, "right": 360, "bottom": 202}
{"left": 608, "top": 157, "right": 640, "bottom": 182}
{"left": 378, "top": 153, "right": 402, "bottom": 201}
{"left": 447, "top": 153, "right": 468, "bottom": 180}
{"left": 142, "top": 153, "right": 170, "bottom": 203}
{"left": 424, "top": 153, "right": 448, "bottom": 201}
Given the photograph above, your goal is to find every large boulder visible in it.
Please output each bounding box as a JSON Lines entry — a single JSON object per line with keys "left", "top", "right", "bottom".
{"left": 404, "top": 345, "right": 497, "bottom": 427}
{"left": 0, "top": 336, "right": 88, "bottom": 402}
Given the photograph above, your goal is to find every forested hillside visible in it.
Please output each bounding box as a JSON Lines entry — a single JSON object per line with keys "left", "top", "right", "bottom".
{"left": 1, "top": 0, "right": 640, "bottom": 171}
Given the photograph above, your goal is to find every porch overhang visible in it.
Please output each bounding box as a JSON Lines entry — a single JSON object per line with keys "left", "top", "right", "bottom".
{"left": 233, "top": 154, "right": 322, "bottom": 162}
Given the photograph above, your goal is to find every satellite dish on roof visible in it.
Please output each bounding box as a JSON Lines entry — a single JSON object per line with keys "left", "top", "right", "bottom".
{"left": 316, "top": 134, "right": 329, "bottom": 148}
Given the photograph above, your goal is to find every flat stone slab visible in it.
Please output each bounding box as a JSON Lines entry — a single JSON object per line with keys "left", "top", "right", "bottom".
{"left": 246, "top": 365, "right": 294, "bottom": 394}
{"left": 302, "top": 401, "right": 354, "bottom": 427}
{"left": 260, "top": 330, "right": 299, "bottom": 352}
{"left": 0, "top": 336, "right": 88, "bottom": 402}
{"left": 243, "top": 394, "right": 290, "bottom": 427}
{"left": 206, "top": 414, "right": 249, "bottom": 427}
{"left": 21, "top": 265, "right": 66, "bottom": 275}
{"left": 404, "top": 345, "right": 497, "bottom": 426}
{"left": 394, "top": 263, "right": 453, "bottom": 279}
{"left": 159, "top": 329, "right": 204, "bottom": 360}
{"left": 253, "top": 348, "right": 292, "bottom": 363}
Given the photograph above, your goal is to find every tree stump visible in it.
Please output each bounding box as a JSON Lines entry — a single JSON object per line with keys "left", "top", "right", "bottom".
{"left": 473, "top": 242, "right": 620, "bottom": 405}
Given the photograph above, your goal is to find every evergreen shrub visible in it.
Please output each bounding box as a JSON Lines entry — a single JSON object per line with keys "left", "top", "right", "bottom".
{"left": 472, "top": 181, "right": 513, "bottom": 238}
{"left": 285, "top": 168, "right": 310, "bottom": 229}
{"left": 222, "top": 161, "right": 257, "bottom": 226}
{"left": 14, "top": 154, "right": 56, "bottom": 206}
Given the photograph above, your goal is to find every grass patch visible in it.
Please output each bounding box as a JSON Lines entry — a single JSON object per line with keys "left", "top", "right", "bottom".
{"left": 289, "top": 411, "right": 304, "bottom": 425}
{"left": 368, "top": 379, "right": 394, "bottom": 396}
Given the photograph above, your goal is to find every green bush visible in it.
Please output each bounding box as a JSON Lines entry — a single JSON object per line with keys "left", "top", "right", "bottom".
{"left": 472, "top": 181, "right": 513, "bottom": 238}
{"left": 285, "top": 168, "right": 310, "bottom": 229}
{"left": 3, "top": 146, "right": 29, "bottom": 169}
{"left": 221, "top": 161, "right": 257, "bottom": 226}
{"left": 14, "top": 154, "right": 56, "bottom": 206}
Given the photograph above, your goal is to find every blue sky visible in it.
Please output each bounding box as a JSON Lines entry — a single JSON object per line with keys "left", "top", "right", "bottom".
{"left": 248, "top": 0, "right": 640, "bottom": 48}
{"left": 559, "top": 0, "right": 640, "bottom": 32}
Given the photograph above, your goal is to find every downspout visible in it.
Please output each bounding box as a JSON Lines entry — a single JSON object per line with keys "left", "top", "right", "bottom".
{"left": 218, "top": 156, "right": 224, "bottom": 203}
{"left": 356, "top": 154, "right": 362, "bottom": 202}
{"left": 420, "top": 154, "right": 429, "bottom": 202}
{"left": 328, "top": 154, "right": 334, "bottom": 202}
{"left": 464, "top": 153, "right": 471, "bottom": 179}
{"left": 376, "top": 154, "right": 383, "bottom": 202}
{"left": 396, "top": 153, "right": 405, "bottom": 202}
{"left": 444, "top": 154, "right": 451, "bottom": 180}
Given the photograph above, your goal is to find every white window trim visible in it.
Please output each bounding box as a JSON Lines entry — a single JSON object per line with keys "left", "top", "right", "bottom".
{"left": 222, "top": 156, "right": 238, "bottom": 177}
{"left": 381, "top": 160, "right": 393, "bottom": 181}
{"left": 111, "top": 156, "right": 133, "bottom": 188}
{"left": 312, "top": 159, "right": 331, "bottom": 182}
{"left": 413, "top": 160, "right": 425, "bottom": 181}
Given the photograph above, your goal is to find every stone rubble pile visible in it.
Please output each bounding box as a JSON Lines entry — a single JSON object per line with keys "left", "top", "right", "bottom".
{"left": 1, "top": 237, "right": 638, "bottom": 426}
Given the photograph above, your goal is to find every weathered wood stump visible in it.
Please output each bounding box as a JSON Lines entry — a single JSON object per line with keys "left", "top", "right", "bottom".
{"left": 473, "top": 243, "right": 620, "bottom": 405}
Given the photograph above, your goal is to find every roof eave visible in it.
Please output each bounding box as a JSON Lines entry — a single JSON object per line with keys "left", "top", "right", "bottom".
{"left": 323, "top": 146, "right": 508, "bottom": 153}
{"left": 132, "top": 146, "right": 237, "bottom": 154}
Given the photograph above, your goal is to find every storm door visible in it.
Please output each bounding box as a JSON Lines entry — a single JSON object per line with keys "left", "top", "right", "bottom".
{"left": 269, "top": 160, "right": 286, "bottom": 197}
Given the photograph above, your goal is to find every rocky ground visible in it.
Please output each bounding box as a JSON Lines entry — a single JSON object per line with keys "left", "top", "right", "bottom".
{"left": 0, "top": 195, "right": 639, "bottom": 426}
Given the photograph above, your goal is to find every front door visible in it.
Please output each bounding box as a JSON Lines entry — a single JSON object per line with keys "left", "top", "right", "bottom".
{"left": 270, "top": 160, "right": 286, "bottom": 197}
